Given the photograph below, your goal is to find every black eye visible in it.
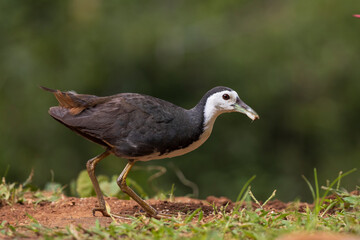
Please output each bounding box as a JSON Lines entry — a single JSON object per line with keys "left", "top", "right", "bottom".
{"left": 222, "top": 94, "right": 230, "bottom": 100}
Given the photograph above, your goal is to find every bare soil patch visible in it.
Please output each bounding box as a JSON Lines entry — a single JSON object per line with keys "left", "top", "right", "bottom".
{"left": 0, "top": 194, "right": 313, "bottom": 229}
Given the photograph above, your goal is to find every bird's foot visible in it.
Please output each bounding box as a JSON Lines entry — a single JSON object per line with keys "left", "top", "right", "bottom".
{"left": 140, "top": 210, "right": 176, "bottom": 220}
{"left": 92, "top": 207, "right": 133, "bottom": 220}
{"left": 92, "top": 207, "right": 110, "bottom": 217}
{"left": 154, "top": 212, "right": 173, "bottom": 220}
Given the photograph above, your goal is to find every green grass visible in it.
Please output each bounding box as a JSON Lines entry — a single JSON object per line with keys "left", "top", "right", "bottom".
{"left": 1, "top": 169, "right": 359, "bottom": 239}
{"left": 1, "top": 199, "right": 359, "bottom": 240}
{"left": 0, "top": 169, "right": 63, "bottom": 207}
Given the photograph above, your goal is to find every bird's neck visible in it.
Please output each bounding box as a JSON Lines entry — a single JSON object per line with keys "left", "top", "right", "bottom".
{"left": 189, "top": 97, "right": 221, "bottom": 134}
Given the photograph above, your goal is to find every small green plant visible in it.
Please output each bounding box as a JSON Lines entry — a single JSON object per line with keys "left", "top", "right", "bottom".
{"left": 0, "top": 177, "right": 27, "bottom": 205}
{"left": 302, "top": 168, "right": 357, "bottom": 215}
{"left": 0, "top": 168, "right": 35, "bottom": 205}
{"left": 0, "top": 169, "right": 63, "bottom": 206}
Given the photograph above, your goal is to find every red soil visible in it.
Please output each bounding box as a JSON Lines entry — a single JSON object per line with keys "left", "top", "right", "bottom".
{"left": 0, "top": 193, "right": 312, "bottom": 229}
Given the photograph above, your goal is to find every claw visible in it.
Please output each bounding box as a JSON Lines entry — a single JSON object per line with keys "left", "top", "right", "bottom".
{"left": 92, "top": 207, "right": 110, "bottom": 217}
{"left": 155, "top": 212, "right": 173, "bottom": 220}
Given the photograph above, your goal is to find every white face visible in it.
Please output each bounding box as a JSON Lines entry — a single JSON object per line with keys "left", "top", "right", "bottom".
{"left": 203, "top": 89, "right": 259, "bottom": 129}
{"left": 203, "top": 90, "right": 239, "bottom": 127}
{"left": 206, "top": 90, "right": 239, "bottom": 112}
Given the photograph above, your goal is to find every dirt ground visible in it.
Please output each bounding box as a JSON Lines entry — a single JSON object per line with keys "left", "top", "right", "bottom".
{"left": 2, "top": 192, "right": 360, "bottom": 240}
{"left": 0, "top": 193, "right": 312, "bottom": 229}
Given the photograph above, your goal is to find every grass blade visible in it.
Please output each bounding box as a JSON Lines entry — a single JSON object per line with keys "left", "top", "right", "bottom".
{"left": 248, "top": 189, "right": 261, "bottom": 208}
{"left": 262, "top": 190, "right": 276, "bottom": 208}
{"left": 314, "top": 168, "right": 320, "bottom": 214}
{"left": 319, "top": 168, "right": 357, "bottom": 206}
{"left": 1, "top": 165, "right": 10, "bottom": 179}
{"left": 198, "top": 210, "right": 204, "bottom": 223}
{"left": 185, "top": 208, "right": 202, "bottom": 224}
{"left": 336, "top": 171, "right": 343, "bottom": 191}
{"left": 302, "top": 175, "right": 315, "bottom": 200}
{"left": 236, "top": 175, "right": 256, "bottom": 202}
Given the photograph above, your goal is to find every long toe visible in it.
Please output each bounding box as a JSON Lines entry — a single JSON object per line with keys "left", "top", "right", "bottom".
{"left": 153, "top": 212, "right": 175, "bottom": 220}
{"left": 92, "top": 207, "right": 110, "bottom": 217}
{"left": 109, "top": 213, "right": 133, "bottom": 220}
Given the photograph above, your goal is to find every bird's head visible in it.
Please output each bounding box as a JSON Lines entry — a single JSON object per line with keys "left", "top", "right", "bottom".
{"left": 202, "top": 87, "right": 259, "bottom": 127}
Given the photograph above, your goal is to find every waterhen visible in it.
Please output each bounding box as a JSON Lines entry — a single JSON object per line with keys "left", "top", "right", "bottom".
{"left": 42, "top": 86, "right": 259, "bottom": 218}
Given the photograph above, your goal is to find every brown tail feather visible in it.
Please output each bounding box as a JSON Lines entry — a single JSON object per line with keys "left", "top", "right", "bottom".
{"left": 40, "top": 86, "right": 57, "bottom": 93}
{"left": 41, "top": 86, "right": 87, "bottom": 115}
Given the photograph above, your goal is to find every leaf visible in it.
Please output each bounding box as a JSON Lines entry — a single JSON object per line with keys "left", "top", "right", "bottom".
{"left": 344, "top": 196, "right": 360, "bottom": 207}
{"left": 76, "top": 170, "right": 94, "bottom": 197}
{"left": 44, "top": 182, "right": 62, "bottom": 192}
{"left": 99, "top": 176, "right": 120, "bottom": 197}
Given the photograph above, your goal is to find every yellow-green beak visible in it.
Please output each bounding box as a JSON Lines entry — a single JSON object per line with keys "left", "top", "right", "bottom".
{"left": 234, "top": 99, "right": 259, "bottom": 121}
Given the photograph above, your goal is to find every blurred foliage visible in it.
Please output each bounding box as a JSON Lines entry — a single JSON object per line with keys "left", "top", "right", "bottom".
{"left": 74, "top": 169, "right": 147, "bottom": 199}
{"left": 0, "top": 173, "right": 62, "bottom": 206}
{"left": 0, "top": 0, "right": 359, "bottom": 201}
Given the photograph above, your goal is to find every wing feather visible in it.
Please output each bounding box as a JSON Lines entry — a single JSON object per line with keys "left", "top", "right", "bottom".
{"left": 46, "top": 91, "right": 185, "bottom": 158}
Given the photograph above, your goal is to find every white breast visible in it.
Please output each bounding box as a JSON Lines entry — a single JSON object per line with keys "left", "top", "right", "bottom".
{"left": 133, "top": 125, "right": 213, "bottom": 161}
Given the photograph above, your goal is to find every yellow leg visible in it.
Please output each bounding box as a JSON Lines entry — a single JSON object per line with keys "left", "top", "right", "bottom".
{"left": 117, "top": 161, "right": 158, "bottom": 217}
{"left": 86, "top": 149, "right": 111, "bottom": 216}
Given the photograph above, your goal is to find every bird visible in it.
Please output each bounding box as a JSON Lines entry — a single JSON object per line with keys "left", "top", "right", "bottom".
{"left": 41, "top": 86, "right": 259, "bottom": 218}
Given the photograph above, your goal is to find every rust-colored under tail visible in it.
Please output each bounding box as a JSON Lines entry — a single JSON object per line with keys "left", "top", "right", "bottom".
{"left": 41, "top": 86, "right": 111, "bottom": 147}
{"left": 40, "top": 86, "right": 98, "bottom": 115}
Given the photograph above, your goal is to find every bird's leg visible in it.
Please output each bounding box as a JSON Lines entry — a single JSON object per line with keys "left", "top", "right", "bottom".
{"left": 86, "top": 149, "right": 111, "bottom": 217}
{"left": 117, "top": 161, "right": 159, "bottom": 217}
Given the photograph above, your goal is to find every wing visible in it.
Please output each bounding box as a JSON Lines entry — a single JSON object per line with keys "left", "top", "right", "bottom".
{"left": 45, "top": 88, "right": 185, "bottom": 158}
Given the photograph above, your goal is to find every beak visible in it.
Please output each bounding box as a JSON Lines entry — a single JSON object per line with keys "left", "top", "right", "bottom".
{"left": 233, "top": 98, "right": 259, "bottom": 121}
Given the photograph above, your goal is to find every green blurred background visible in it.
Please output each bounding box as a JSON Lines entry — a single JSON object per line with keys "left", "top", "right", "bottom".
{"left": 0, "top": 0, "right": 359, "bottom": 202}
